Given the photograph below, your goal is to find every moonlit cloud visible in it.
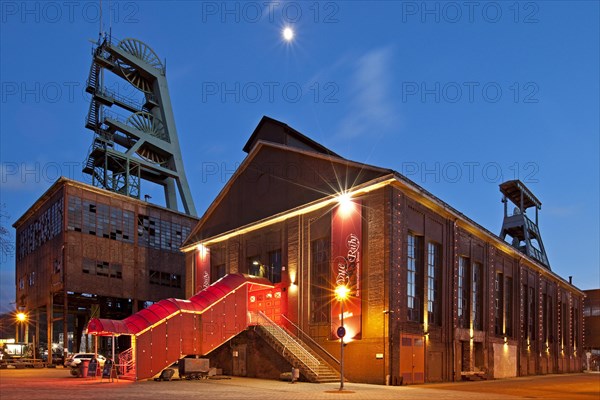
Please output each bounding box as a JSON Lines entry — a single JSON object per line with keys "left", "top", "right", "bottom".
{"left": 338, "top": 46, "right": 397, "bottom": 139}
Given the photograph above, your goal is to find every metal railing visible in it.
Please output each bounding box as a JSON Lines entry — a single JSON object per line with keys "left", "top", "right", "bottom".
{"left": 102, "top": 108, "right": 130, "bottom": 126}
{"left": 281, "top": 314, "right": 340, "bottom": 366}
{"left": 253, "top": 311, "right": 320, "bottom": 375}
{"left": 95, "top": 86, "right": 143, "bottom": 111}
{"left": 118, "top": 347, "right": 135, "bottom": 376}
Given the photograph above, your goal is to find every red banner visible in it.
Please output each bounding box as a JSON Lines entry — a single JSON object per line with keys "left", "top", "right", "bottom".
{"left": 331, "top": 199, "right": 362, "bottom": 340}
{"left": 195, "top": 245, "right": 211, "bottom": 294}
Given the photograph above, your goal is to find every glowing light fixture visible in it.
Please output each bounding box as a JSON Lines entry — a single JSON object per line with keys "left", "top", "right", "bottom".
{"left": 337, "top": 192, "right": 354, "bottom": 216}
{"left": 16, "top": 312, "right": 27, "bottom": 322}
{"left": 335, "top": 284, "right": 350, "bottom": 301}
{"left": 197, "top": 243, "right": 208, "bottom": 258}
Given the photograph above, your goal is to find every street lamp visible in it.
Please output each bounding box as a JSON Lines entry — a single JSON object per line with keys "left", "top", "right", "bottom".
{"left": 15, "top": 312, "right": 27, "bottom": 343}
{"left": 334, "top": 284, "right": 350, "bottom": 391}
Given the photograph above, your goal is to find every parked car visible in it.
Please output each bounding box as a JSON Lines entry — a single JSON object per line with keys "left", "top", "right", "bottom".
{"left": 42, "top": 350, "right": 64, "bottom": 365}
{"left": 64, "top": 353, "right": 107, "bottom": 368}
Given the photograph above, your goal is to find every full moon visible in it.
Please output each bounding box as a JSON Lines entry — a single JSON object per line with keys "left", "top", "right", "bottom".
{"left": 282, "top": 27, "right": 294, "bottom": 42}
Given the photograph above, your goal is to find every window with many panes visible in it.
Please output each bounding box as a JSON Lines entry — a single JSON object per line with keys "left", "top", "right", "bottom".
{"left": 561, "top": 300, "right": 567, "bottom": 347}
{"left": 18, "top": 198, "right": 63, "bottom": 261}
{"left": 310, "top": 238, "right": 330, "bottom": 324}
{"left": 137, "top": 214, "right": 190, "bottom": 252}
{"left": 268, "top": 249, "right": 282, "bottom": 283}
{"left": 67, "top": 196, "right": 134, "bottom": 243}
{"left": 505, "top": 277, "right": 513, "bottom": 337}
{"left": 494, "top": 272, "right": 504, "bottom": 335}
{"left": 572, "top": 299, "right": 579, "bottom": 349}
{"left": 472, "top": 262, "right": 482, "bottom": 330}
{"left": 427, "top": 242, "right": 441, "bottom": 326}
{"left": 82, "top": 258, "right": 122, "bottom": 279}
{"left": 407, "top": 234, "right": 423, "bottom": 323}
{"left": 458, "top": 256, "right": 469, "bottom": 328}
{"left": 528, "top": 286, "right": 535, "bottom": 341}
{"left": 547, "top": 295, "right": 553, "bottom": 343}
{"left": 149, "top": 270, "right": 181, "bottom": 288}
{"left": 248, "top": 256, "right": 262, "bottom": 276}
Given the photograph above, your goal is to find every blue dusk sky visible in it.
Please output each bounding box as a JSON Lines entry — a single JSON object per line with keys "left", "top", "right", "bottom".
{"left": 0, "top": 1, "right": 598, "bottom": 312}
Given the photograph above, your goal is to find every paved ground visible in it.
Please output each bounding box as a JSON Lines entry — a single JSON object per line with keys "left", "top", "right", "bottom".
{"left": 0, "top": 368, "right": 598, "bottom": 400}
{"left": 423, "top": 373, "right": 600, "bottom": 400}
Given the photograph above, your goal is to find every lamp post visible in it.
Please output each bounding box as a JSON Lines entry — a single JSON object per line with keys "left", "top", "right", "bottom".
{"left": 335, "top": 285, "right": 350, "bottom": 391}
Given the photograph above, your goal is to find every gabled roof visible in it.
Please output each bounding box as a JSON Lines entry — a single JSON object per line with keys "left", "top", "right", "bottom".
{"left": 242, "top": 115, "right": 340, "bottom": 157}
{"left": 182, "top": 138, "right": 391, "bottom": 247}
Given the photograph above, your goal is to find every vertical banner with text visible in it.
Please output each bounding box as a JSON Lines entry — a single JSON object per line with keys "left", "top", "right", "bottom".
{"left": 195, "top": 245, "right": 211, "bottom": 294}
{"left": 331, "top": 199, "right": 362, "bottom": 340}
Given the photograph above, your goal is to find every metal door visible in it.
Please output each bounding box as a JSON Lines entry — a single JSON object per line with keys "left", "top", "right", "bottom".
{"left": 399, "top": 334, "right": 425, "bottom": 384}
{"left": 232, "top": 344, "right": 247, "bottom": 376}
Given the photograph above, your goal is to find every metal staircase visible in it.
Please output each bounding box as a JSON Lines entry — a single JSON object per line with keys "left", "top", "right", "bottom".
{"left": 251, "top": 312, "right": 340, "bottom": 383}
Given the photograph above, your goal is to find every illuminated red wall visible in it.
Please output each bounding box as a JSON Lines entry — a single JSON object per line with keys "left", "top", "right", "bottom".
{"left": 247, "top": 283, "right": 286, "bottom": 324}
{"left": 195, "top": 246, "right": 210, "bottom": 294}
{"left": 331, "top": 200, "right": 362, "bottom": 340}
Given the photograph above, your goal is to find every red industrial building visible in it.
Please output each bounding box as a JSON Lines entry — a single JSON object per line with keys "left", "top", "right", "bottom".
{"left": 88, "top": 116, "right": 584, "bottom": 383}
{"left": 13, "top": 178, "right": 198, "bottom": 359}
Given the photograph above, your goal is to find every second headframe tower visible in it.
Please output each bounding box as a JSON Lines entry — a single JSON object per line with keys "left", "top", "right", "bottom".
{"left": 83, "top": 33, "right": 196, "bottom": 216}
{"left": 499, "top": 180, "right": 549, "bottom": 269}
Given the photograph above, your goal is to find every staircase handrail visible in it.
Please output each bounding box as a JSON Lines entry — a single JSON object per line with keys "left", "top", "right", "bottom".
{"left": 281, "top": 314, "right": 340, "bottom": 366}
{"left": 255, "top": 312, "right": 320, "bottom": 373}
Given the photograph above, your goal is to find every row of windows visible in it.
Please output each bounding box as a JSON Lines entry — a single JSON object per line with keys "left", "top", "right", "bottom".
{"left": 67, "top": 196, "right": 192, "bottom": 252}
{"left": 82, "top": 258, "right": 122, "bottom": 279}
{"left": 300, "top": 231, "right": 582, "bottom": 345}
{"left": 149, "top": 270, "right": 182, "bottom": 288}
{"left": 68, "top": 197, "right": 135, "bottom": 243}
{"left": 138, "top": 214, "right": 191, "bottom": 252}
{"left": 17, "top": 199, "right": 63, "bottom": 261}
{"left": 407, "top": 237, "right": 581, "bottom": 346}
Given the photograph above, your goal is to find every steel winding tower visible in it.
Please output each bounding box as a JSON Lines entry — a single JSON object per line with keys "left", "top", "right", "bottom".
{"left": 83, "top": 34, "right": 196, "bottom": 216}
{"left": 499, "top": 180, "right": 550, "bottom": 268}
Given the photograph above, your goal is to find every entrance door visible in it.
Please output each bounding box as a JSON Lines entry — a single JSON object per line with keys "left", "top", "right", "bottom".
{"left": 399, "top": 334, "right": 425, "bottom": 384}
{"left": 232, "top": 344, "right": 247, "bottom": 376}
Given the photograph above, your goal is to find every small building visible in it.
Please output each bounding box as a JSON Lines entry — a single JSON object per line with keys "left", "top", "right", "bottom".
{"left": 180, "top": 116, "right": 584, "bottom": 384}
{"left": 12, "top": 177, "right": 198, "bottom": 358}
